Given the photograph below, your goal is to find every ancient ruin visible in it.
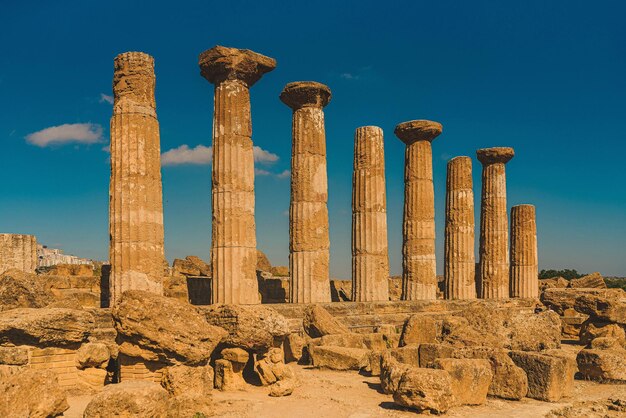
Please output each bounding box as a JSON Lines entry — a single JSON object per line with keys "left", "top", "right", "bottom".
{"left": 444, "top": 156, "right": 476, "bottom": 299}
{"left": 199, "top": 46, "right": 276, "bottom": 304}
{"left": 477, "top": 147, "right": 515, "bottom": 299}
{"left": 1, "top": 44, "right": 624, "bottom": 418}
{"left": 108, "top": 52, "right": 166, "bottom": 305}
{"left": 351, "top": 126, "right": 390, "bottom": 302}
{"left": 280, "top": 81, "right": 332, "bottom": 303}
{"left": 396, "top": 120, "right": 442, "bottom": 300}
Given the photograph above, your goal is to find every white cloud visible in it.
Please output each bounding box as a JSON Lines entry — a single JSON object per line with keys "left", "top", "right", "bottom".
{"left": 253, "top": 146, "right": 279, "bottom": 163}
{"left": 340, "top": 73, "right": 357, "bottom": 80}
{"left": 276, "top": 169, "right": 290, "bottom": 179}
{"left": 99, "top": 93, "right": 114, "bottom": 104}
{"left": 161, "top": 144, "right": 212, "bottom": 166}
{"left": 25, "top": 123, "right": 103, "bottom": 147}
{"left": 255, "top": 168, "right": 271, "bottom": 176}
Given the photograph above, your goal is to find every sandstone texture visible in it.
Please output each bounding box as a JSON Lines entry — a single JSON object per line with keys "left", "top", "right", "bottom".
{"left": 433, "top": 358, "right": 493, "bottom": 406}
{"left": 0, "top": 368, "right": 68, "bottom": 418}
{"left": 569, "top": 272, "right": 607, "bottom": 289}
{"left": 510, "top": 204, "right": 539, "bottom": 298}
{"left": 199, "top": 46, "right": 276, "bottom": 304}
{"left": 0, "top": 269, "right": 53, "bottom": 312}
{"left": 393, "top": 368, "right": 455, "bottom": 414}
{"left": 309, "top": 345, "right": 369, "bottom": 370}
{"left": 76, "top": 342, "right": 110, "bottom": 369}
{"left": 399, "top": 314, "right": 437, "bottom": 346}
{"left": 0, "top": 234, "right": 37, "bottom": 275}
{"left": 351, "top": 126, "right": 389, "bottom": 302}
{"left": 509, "top": 350, "right": 572, "bottom": 401}
{"left": 396, "top": 120, "right": 442, "bottom": 300}
{"left": 303, "top": 304, "right": 351, "bottom": 337}
{"left": 109, "top": 52, "right": 166, "bottom": 304}
{"left": 83, "top": 381, "right": 170, "bottom": 418}
{"left": 112, "top": 290, "right": 226, "bottom": 364}
{"left": 477, "top": 146, "right": 514, "bottom": 299}
{"left": 577, "top": 346, "right": 626, "bottom": 382}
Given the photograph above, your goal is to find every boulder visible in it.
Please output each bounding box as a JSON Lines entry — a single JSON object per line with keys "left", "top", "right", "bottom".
{"left": 269, "top": 378, "right": 296, "bottom": 397}
{"left": 509, "top": 351, "right": 572, "bottom": 401}
{"left": 418, "top": 343, "right": 457, "bottom": 368}
{"left": 541, "top": 288, "right": 625, "bottom": 318}
{"left": 569, "top": 272, "right": 607, "bottom": 289}
{"left": 0, "top": 369, "right": 69, "bottom": 418}
{"left": 214, "top": 358, "right": 246, "bottom": 391}
{"left": 83, "top": 381, "right": 169, "bottom": 418}
{"left": 380, "top": 352, "right": 410, "bottom": 394}
{"left": 580, "top": 320, "right": 626, "bottom": 347}
{"left": 433, "top": 358, "right": 493, "bottom": 406}
{"left": 399, "top": 315, "right": 437, "bottom": 347}
{"left": 255, "top": 347, "right": 296, "bottom": 390}
{"left": 257, "top": 250, "right": 272, "bottom": 272}
{"left": 508, "top": 310, "right": 561, "bottom": 351}
{"left": 539, "top": 277, "right": 569, "bottom": 291}
{"left": 309, "top": 345, "right": 369, "bottom": 370}
{"left": 589, "top": 336, "right": 623, "bottom": 350}
{"left": 76, "top": 342, "right": 110, "bottom": 369}
{"left": 361, "top": 333, "right": 387, "bottom": 351}
{"left": 545, "top": 398, "right": 626, "bottom": 418}
{"left": 112, "top": 290, "right": 226, "bottom": 365}
{"left": 577, "top": 347, "right": 626, "bottom": 382}
{"left": 574, "top": 291, "right": 626, "bottom": 325}
{"left": 185, "top": 255, "right": 211, "bottom": 275}
{"left": 161, "top": 364, "right": 214, "bottom": 396}
{"left": 389, "top": 346, "right": 420, "bottom": 367}
{"left": 0, "top": 346, "right": 29, "bottom": 365}
{"left": 0, "top": 308, "right": 94, "bottom": 347}
{"left": 303, "top": 305, "right": 350, "bottom": 338}
{"left": 393, "top": 368, "right": 455, "bottom": 414}
{"left": 202, "top": 304, "right": 289, "bottom": 352}
{"left": 0, "top": 269, "right": 54, "bottom": 312}
{"left": 541, "top": 349, "right": 578, "bottom": 395}
{"left": 172, "top": 258, "right": 202, "bottom": 276}
{"left": 439, "top": 315, "right": 501, "bottom": 348}
{"left": 76, "top": 368, "right": 107, "bottom": 393}
{"left": 284, "top": 333, "right": 306, "bottom": 363}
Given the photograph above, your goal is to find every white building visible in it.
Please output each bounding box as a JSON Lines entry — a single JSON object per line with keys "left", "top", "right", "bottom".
{"left": 37, "top": 244, "right": 93, "bottom": 267}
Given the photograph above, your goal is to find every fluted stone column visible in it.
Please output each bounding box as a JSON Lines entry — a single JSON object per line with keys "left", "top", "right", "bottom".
{"left": 510, "top": 204, "right": 538, "bottom": 298}
{"left": 395, "top": 120, "right": 442, "bottom": 300}
{"left": 109, "top": 52, "right": 166, "bottom": 305}
{"left": 444, "top": 156, "right": 476, "bottom": 299}
{"left": 351, "top": 126, "right": 389, "bottom": 302}
{"left": 199, "top": 46, "right": 276, "bottom": 304}
{"left": 477, "top": 147, "right": 514, "bottom": 299}
{"left": 280, "top": 82, "right": 332, "bottom": 303}
{"left": 0, "top": 233, "right": 37, "bottom": 274}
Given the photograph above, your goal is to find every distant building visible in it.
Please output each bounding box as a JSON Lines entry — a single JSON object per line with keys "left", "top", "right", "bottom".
{"left": 37, "top": 244, "right": 93, "bottom": 267}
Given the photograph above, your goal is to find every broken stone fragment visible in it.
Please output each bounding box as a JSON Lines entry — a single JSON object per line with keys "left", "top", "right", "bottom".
{"left": 509, "top": 351, "right": 573, "bottom": 402}
{"left": 0, "top": 368, "right": 69, "bottom": 418}
{"left": 302, "top": 305, "right": 350, "bottom": 338}
{"left": 309, "top": 345, "right": 369, "bottom": 371}
{"left": 393, "top": 368, "right": 455, "bottom": 414}
{"left": 214, "top": 358, "right": 246, "bottom": 391}
{"left": 161, "top": 364, "right": 214, "bottom": 397}
{"left": 83, "top": 381, "right": 169, "bottom": 418}
{"left": 433, "top": 358, "right": 493, "bottom": 406}
{"left": 76, "top": 342, "right": 110, "bottom": 369}
{"left": 399, "top": 314, "right": 438, "bottom": 346}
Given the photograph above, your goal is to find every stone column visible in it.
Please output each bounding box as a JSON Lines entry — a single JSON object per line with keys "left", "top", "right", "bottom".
{"left": 199, "top": 46, "right": 276, "bottom": 304}
{"left": 477, "top": 147, "right": 514, "bottom": 299}
{"left": 0, "top": 233, "right": 37, "bottom": 274}
{"left": 510, "top": 204, "right": 538, "bottom": 298}
{"left": 395, "top": 120, "right": 442, "bottom": 300}
{"left": 109, "top": 52, "right": 166, "bottom": 305}
{"left": 444, "top": 156, "right": 476, "bottom": 299}
{"left": 351, "top": 126, "right": 389, "bottom": 302}
{"left": 280, "top": 82, "right": 332, "bottom": 303}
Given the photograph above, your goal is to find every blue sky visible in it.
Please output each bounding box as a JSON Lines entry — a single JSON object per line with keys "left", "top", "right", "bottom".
{"left": 1, "top": 1, "right": 625, "bottom": 277}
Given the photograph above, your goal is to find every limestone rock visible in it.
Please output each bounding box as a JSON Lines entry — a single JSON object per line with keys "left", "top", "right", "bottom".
{"left": 309, "top": 345, "right": 369, "bottom": 370}
{"left": 214, "top": 358, "right": 246, "bottom": 391}
{"left": 42, "top": 264, "right": 94, "bottom": 276}
{"left": 569, "top": 272, "right": 606, "bottom": 289}
{"left": 255, "top": 347, "right": 296, "bottom": 390}
{"left": 590, "top": 336, "right": 623, "bottom": 350}
{"left": 83, "top": 381, "right": 169, "bottom": 418}
{"left": 577, "top": 347, "right": 626, "bottom": 382}
{"left": 269, "top": 378, "right": 295, "bottom": 397}
{"left": 0, "top": 308, "right": 94, "bottom": 347}
{"left": 76, "top": 342, "right": 110, "bottom": 369}
{"left": 380, "top": 352, "right": 411, "bottom": 394}
{"left": 113, "top": 290, "right": 226, "bottom": 365}
{"left": 389, "top": 346, "right": 420, "bottom": 367}
{"left": 202, "top": 304, "right": 289, "bottom": 352}
{"left": 172, "top": 258, "right": 202, "bottom": 276}
{"left": 284, "top": 333, "right": 306, "bottom": 363}
{"left": 419, "top": 343, "right": 457, "bottom": 368}
{"left": 540, "top": 277, "right": 569, "bottom": 291}
{"left": 580, "top": 320, "right": 626, "bottom": 347}
{"left": 257, "top": 249, "right": 272, "bottom": 272}
{"left": 221, "top": 347, "right": 250, "bottom": 364}
{"left": 545, "top": 398, "right": 626, "bottom": 418}
{"left": 0, "top": 269, "right": 53, "bottom": 312}
{"left": 574, "top": 291, "right": 626, "bottom": 325}
{"left": 508, "top": 309, "right": 561, "bottom": 351}
{"left": 399, "top": 314, "right": 437, "bottom": 347}
{"left": 76, "top": 368, "right": 107, "bottom": 393}
{"left": 319, "top": 333, "right": 366, "bottom": 349}
{"left": 0, "top": 346, "right": 29, "bottom": 365}
{"left": 393, "top": 368, "right": 455, "bottom": 414}
{"left": 433, "top": 358, "right": 493, "bottom": 406}
{"left": 509, "top": 351, "right": 572, "bottom": 401}
{"left": 541, "top": 288, "right": 625, "bottom": 317}
{"left": 439, "top": 315, "right": 501, "bottom": 348}
{"left": 166, "top": 392, "right": 213, "bottom": 418}
{"left": 0, "top": 368, "right": 69, "bottom": 418}
{"left": 161, "top": 364, "right": 213, "bottom": 396}
{"left": 541, "top": 349, "right": 578, "bottom": 395}
{"left": 270, "top": 266, "right": 289, "bottom": 277}
{"left": 303, "top": 305, "right": 350, "bottom": 338}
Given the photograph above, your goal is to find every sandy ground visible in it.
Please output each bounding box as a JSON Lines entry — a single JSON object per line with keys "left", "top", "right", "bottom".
{"left": 64, "top": 364, "right": 626, "bottom": 417}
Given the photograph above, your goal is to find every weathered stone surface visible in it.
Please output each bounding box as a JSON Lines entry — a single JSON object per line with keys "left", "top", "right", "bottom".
{"left": 42, "top": 264, "right": 94, "bottom": 277}
{"left": 393, "top": 368, "right": 455, "bottom": 414}
{"left": 221, "top": 347, "right": 249, "bottom": 364}
{"left": 83, "top": 381, "right": 169, "bottom": 418}
{"left": 166, "top": 392, "right": 213, "bottom": 417}
{"left": 541, "top": 288, "right": 625, "bottom": 317}
{"left": 539, "top": 277, "right": 569, "bottom": 291}
{"left": 580, "top": 320, "right": 626, "bottom": 347}
{"left": 389, "top": 346, "right": 420, "bottom": 367}
{"left": 433, "top": 358, "right": 493, "bottom": 406}
{"left": 0, "top": 234, "right": 37, "bottom": 275}
{"left": 161, "top": 364, "right": 213, "bottom": 396}
{"left": 255, "top": 347, "right": 296, "bottom": 392}
{"left": 202, "top": 304, "right": 289, "bottom": 352}
{"left": 109, "top": 52, "right": 166, "bottom": 304}
{"left": 303, "top": 305, "right": 350, "bottom": 338}
{"left": 271, "top": 266, "right": 289, "bottom": 277}
{"left": 199, "top": 46, "right": 275, "bottom": 304}
{"left": 76, "top": 368, "right": 107, "bottom": 393}
{"left": 284, "top": 333, "right": 306, "bottom": 363}
{"left": 477, "top": 147, "right": 514, "bottom": 299}
{"left": 380, "top": 351, "right": 411, "bottom": 394}
{"left": 399, "top": 314, "right": 437, "bottom": 346}
{"left": 574, "top": 291, "right": 626, "bottom": 325}
{"left": 577, "top": 347, "right": 626, "bottom": 382}
{"left": 0, "top": 269, "right": 53, "bottom": 312}
{"left": 76, "top": 342, "right": 110, "bottom": 369}
{"left": 545, "top": 398, "right": 626, "bottom": 418}
{"left": 0, "top": 346, "right": 29, "bottom": 365}
{"left": 172, "top": 258, "right": 202, "bottom": 277}
{"left": 569, "top": 272, "right": 606, "bottom": 289}
{"left": 0, "top": 308, "right": 94, "bottom": 347}
{"left": 0, "top": 368, "right": 68, "bottom": 418}
{"left": 396, "top": 120, "right": 442, "bottom": 300}
{"left": 541, "top": 349, "right": 578, "bottom": 395}
{"left": 257, "top": 250, "right": 272, "bottom": 272}
{"left": 309, "top": 345, "right": 369, "bottom": 370}
{"left": 113, "top": 290, "right": 226, "bottom": 364}
{"left": 361, "top": 333, "right": 387, "bottom": 351}
{"left": 319, "top": 333, "right": 366, "bottom": 348}
{"left": 509, "top": 351, "right": 572, "bottom": 401}
{"left": 508, "top": 309, "right": 561, "bottom": 351}
{"left": 419, "top": 343, "right": 457, "bottom": 368}
{"left": 444, "top": 156, "right": 476, "bottom": 300}
{"left": 510, "top": 205, "right": 538, "bottom": 298}
{"left": 269, "top": 378, "right": 296, "bottom": 397}
{"left": 214, "top": 358, "right": 246, "bottom": 391}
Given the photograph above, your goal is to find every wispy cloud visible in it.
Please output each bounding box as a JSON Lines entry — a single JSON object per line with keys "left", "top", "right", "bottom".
{"left": 99, "top": 93, "right": 114, "bottom": 104}
{"left": 338, "top": 66, "right": 373, "bottom": 82}
{"left": 255, "top": 168, "right": 271, "bottom": 176}
{"left": 340, "top": 73, "right": 358, "bottom": 80}
{"left": 276, "top": 169, "right": 290, "bottom": 179}
{"left": 161, "top": 144, "right": 212, "bottom": 166}
{"left": 253, "top": 146, "right": 279, "bottom": 163}
{"left": 25, "top": 123, "right": 103, "bottom": 147}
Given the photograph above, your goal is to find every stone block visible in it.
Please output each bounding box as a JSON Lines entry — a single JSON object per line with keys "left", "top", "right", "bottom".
{"left": 433, "top": 358, "right": 492, "bottom": 406}
{"left": 393, "top": 368, "right": 454, "bottom": 414}
{"left": 509, "top": 351, "right": 572, "bottom": 401}
{"left": 309, "top": 346, "right": 369, "bottom": 371}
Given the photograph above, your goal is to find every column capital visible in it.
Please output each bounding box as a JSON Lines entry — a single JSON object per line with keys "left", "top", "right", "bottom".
{"left": 476, "top": 147, "right": 514, "bottom": 165}
{"left": 394, "top": 120, "right": 442, "bottom": 145}
{"left": 198, "top": 45, "right": 276, "bottom": 87}
{"left": 113, "top": 51, "right": 156, "bottom": 114}
{"left": 280, "top": 81, "right": 331, "bottom": 110}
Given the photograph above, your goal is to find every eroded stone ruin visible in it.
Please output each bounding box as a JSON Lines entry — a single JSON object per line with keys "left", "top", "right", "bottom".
{"left": 0, "top": 45, "right": 624, "bottom": 418}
